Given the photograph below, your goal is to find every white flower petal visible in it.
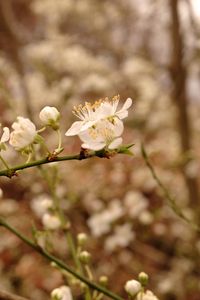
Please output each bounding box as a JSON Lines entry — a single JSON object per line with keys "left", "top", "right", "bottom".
{"left": 65, "top": 121, "right": 83, "bottom": 136}
{"left": 113, "top": 119, "right": 124, "bottom": 136}
{"left": 122, "top": 98, "right": 133, "bottom": 110}
{"left": 82, "top": 142, "right": 106, "bottom": 150}
{"left": 108, "top": 137, "right": 122, "bottom": 149}
{"left": 80, "top": 120, "right": 97, "bottom": 132}
{"left": 1, "top": 127, "right": 10, "bottom": 143}
{"left": 116, "top": 110, "right": 128, "bottom": 119}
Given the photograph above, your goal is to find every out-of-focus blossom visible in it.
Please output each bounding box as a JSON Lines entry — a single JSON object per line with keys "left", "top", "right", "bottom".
{"left": 39, "top": 106, "right": 60, "bottom": 129}
{"left": 79, "top": 118, "right": 124, "bottom": 150}
{"left": 105, "top": 223, "right": 135, "bottom": 252}
{"left": 0, "top": 125, "right": 10, "bottom": 144}
{"left": 125, "top": 279, "right": 142, "bottom": 297}
{"left": 42, "top": 213, "right": 61, "bottom": 230}
{"left": 136, "top": 290, "right": 159, "bottom": 300}
{"left": 30, "top": 195, "right": 53, "bottom": 218}
{"left": 9, "top": 117, "right": 37, "bottom": 151}
{"left": 51, "top": 285, "right": 73, "bottom": 300}
{"left": 87, "top": 200, "right": 124, "bottom": 237}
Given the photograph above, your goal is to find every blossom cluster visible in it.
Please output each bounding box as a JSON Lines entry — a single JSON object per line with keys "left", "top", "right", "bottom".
{"left": 65, "top": 95, "right": 132, "bottom": 150}
{"left": 0, "top": 96, "right": 132, "bottom": 156}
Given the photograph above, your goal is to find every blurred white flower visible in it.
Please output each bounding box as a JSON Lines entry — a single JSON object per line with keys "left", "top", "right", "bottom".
{"left": 79, "top": 118, "right": 124, "bottom": 150}
{"left": 124, "top": 191, "right": 148, "bottom": 219}
{"left": 51, "top": 285, "right": 72, "bottom": 300}
{"left": 42, "top": 213, "right": 61, "bottom": 230}
{"left": 136, "top": 290, "right": 159, "bottom": 300}
{"left": 125, "top": 279, "right": 142, "bottom": 297}
{"left": 105, "top": 223, "right": 135, "bottom": 252}
{"left": 0, "top": 125, "right": 10, "bottom": 144}
{"left": 30, "top": 195, "right": 53, "bottom": 218}
{"left": 9, "top": 117, "right": 37, "bottom": 150}
{"left": 39, "top": 106, "right": 60, "bottom": 128}
{"left": 88, "top": 200, "right": 124, "bottom": 237}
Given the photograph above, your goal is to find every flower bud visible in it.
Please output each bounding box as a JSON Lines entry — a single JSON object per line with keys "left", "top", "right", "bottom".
{"left": 78, "top": 251, "right": 91, "bottom": 264}
{"left": 77, "top": 232, "right": 88, "bottom": 246}
{"left": 138, "top": 272, "right": 149, "bottom": 287}
{"left": 42, "top": 213, "right": 61, "bottom": 230}
{"left": 124, "top": 279, "right": 142, "bottom": 297}
{"left": 51, "top": 286, "right": 72, "bottom": 300}
{"left": 39, "top": 106, "right": 60, "bottom": 129}
{"left": 99, "top": 275, "right": 108, "bottom": 286}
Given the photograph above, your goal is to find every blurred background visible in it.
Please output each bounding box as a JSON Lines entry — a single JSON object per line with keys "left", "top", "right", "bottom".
{"left": 0, "top": 0, "right": 200, "bottom": 299}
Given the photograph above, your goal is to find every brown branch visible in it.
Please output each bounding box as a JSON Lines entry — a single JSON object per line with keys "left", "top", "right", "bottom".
{"left": 169, "top": 0, "right": 199, "bottom": 206}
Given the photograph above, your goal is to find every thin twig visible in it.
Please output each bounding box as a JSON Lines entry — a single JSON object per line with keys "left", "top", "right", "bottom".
{"left": 0, "top": 145, "right": 133, "bottom": 178}
{"left": 141, "top": 143, "right": 200, "bottom": 233}
{"left": 0, "top": 218, "right": 123, "bottom": 300}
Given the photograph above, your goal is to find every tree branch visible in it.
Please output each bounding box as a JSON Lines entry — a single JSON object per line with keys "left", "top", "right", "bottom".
{"left": 141, "top": 143, "right": 200, "bottom": 233}
{"left": 0, "top": 146, "right": 133, "bottom": 178}
{"left": 0, "top": 218, "right": 123, "bottom": 300}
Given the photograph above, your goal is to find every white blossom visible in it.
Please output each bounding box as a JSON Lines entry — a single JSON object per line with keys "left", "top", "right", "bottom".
{"left": 125, "top": 279, "right": 142, "bottom": 297}
{"left": 105, "top": 223, "right": 135, "bottom": 252}
{"left": 79, "top": 118, "right": 124, "bottom": 150}
{"left": 136, "top": 290, "right": 159, "bottom": 300}
{"left": 9, "top": 117, "right": 37, "bottom": 150}
{"left": 30, "top": 195, "right": 53, "bottom": 218}
{"left": 39, "top": 106, "right": 60, "bottom": 127}
{"left": 42, "top": 213, "right": 61, "bottom": 230}
{"left": 51, "top": 286, "right": 73, "bottom": 300}
{"left": 65, "top": 96, "right": 132, "bottom": 137}
{"left": 96, "top": 96, "right": 132, "bottom": 120}
{"left": 0, "top": 126, "right": 10, "bottom": 144}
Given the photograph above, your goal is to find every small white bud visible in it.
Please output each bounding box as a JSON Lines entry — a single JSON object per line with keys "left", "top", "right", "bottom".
{"left": 0, "top": 188, "right": 3, "bottom": 198}
{"left": 124, "top": 279, "right": 142, "bottom": 297}
{"left": 77, "top": 232, "right": 88, "bottom": 246}
{"left": 42, "top": 213, "right": 61, "bottom": 230}
{"left": 51, "top": 286, "right": 72, "bottom": 300}
{"left": 39, "top": 106, "right": 60, "bottom": 129}
{"left": 78, "top": 251, "right": 91, "bottom": 264}
{"left": 138, "top": 272, "right": 149, "bottom": 286}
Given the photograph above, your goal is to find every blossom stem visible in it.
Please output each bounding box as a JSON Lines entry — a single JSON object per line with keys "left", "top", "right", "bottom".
{"left": 56, "top": 129, "right": 62, "bottom": 150}
{"left": 0, "top": 146, "right": 131, "bottom": 178}
{"left": 141, "top": 143, "right": 200, "bottom": 233}
{"left": 0, "top": 155, "right": 10, "bottom": 171}
{"left": 0, "top": 218, "right": 123, "bottom": 300}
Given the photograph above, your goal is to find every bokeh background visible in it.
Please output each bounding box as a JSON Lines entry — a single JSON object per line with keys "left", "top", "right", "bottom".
{"left": 0, "top": 0, "right": 200, "bottom": 299}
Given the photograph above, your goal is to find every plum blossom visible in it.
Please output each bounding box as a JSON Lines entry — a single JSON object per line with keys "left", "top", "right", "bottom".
{"left": 65, "top": 95, "right": 132, "bottom": 136}
{"left": 9, "top": 117, "right": 37, "bottom": 151}
{"left": 79, "top": 118, "right": 124, "bottom": 150}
